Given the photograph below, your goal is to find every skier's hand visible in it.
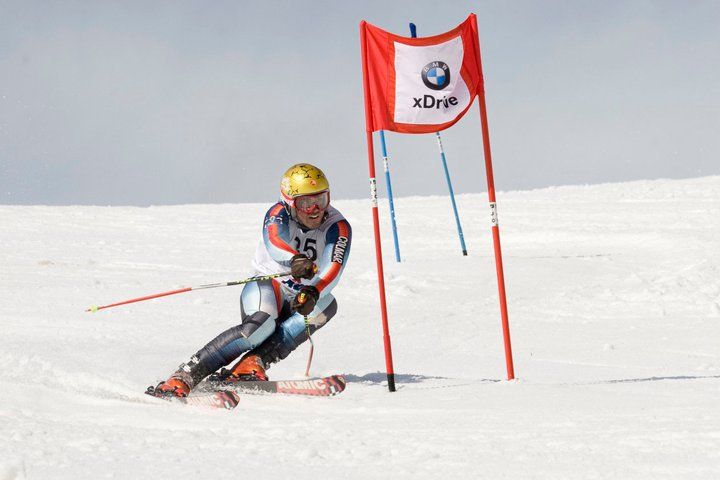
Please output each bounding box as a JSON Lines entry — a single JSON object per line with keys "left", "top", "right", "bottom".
{"left": 291, "top": 254, "right": 318, "bottom": 280}
{"left": 292, "top": 286, "right": 319, "bottom": 316}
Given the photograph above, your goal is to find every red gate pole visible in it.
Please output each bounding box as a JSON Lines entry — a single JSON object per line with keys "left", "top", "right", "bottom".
{"left": 470, "top": 14, "right": 515, "bottom": 380}
{"left": 359, "top": 21, "right": 396, "bottom": 392}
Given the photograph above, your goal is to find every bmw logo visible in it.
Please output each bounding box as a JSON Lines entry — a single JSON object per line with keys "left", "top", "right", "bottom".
{"left": 421, "top": 61, "right": 451, "bottom": 90}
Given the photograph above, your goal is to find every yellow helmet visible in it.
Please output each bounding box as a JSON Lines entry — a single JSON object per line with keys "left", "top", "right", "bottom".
{"left": 280, "top": 163, "right": 330, "bottom": 205}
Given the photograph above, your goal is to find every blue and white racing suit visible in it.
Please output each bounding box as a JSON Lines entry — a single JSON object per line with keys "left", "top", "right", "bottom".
{"left": 178, "top": 202, "right": 351, "bottom": 385}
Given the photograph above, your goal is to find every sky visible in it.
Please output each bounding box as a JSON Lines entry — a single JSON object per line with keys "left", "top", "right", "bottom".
{"left": 1, "top": 0, "right": 719, "bottom": 206}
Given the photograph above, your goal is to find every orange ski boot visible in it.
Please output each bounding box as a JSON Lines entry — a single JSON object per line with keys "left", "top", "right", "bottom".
{"left": 153, "top": 376, "right": 191, "bottom": 398}
{"left": 227, "top": 354, "right": 268, "bottom": 382}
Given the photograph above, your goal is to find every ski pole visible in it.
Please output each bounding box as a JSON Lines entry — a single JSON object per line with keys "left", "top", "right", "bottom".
{"left": 304, "top": 315, "right": 315, "bottom": 377}
{"left": 296, "top": 291, "right": 315, "bottom": 377}
{"left": 86, "top": 272, "right": 292, "bottom": 313}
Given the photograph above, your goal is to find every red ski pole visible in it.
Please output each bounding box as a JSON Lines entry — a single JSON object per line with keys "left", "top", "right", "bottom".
{"left": 86, "top": 272, "right": 291, "bottom": 313}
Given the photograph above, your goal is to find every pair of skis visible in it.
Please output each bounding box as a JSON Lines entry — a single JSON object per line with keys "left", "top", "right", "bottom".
{"left": 146, "top": 374, "right": 346, "bottom": 410}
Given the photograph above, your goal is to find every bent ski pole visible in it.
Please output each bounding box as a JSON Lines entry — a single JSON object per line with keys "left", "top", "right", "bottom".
{"left": 305, "top": 337, "right": 315, "bottom": 377}
{"left": 296, "top": 292, "right": 315, "bottom": 377}
{"left": 86, "top": 272, "right": 291, "bottom": 313}
{"left": 304, "top": 314, "right": 315, "bottom": 377}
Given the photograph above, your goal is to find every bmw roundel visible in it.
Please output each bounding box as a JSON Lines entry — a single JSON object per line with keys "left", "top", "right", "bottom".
{"left": 421, "top": 61, "right": 451, "bottom": 90}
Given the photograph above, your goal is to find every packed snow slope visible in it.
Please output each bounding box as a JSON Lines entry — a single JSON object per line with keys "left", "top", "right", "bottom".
{"left": 1, "top": 176, "right": 719, "bottom": 479}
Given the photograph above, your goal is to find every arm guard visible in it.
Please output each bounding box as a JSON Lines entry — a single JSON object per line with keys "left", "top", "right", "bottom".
{"left": 311, "top": 220, "right": 352, "bottom": 297}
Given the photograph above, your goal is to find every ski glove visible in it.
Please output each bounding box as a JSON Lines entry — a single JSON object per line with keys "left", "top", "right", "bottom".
{"left": 291, "top": 254, "right": 317, "bottom": 280}
{"left": 292, "top": 286, "right": 319, "bottom": 316}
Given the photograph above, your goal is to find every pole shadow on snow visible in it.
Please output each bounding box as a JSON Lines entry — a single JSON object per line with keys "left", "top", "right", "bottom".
{"left": 596, "top": 374, "right": 720, "bottom": 385}
{"left": 344, "top": 372, "right": 501, "bottom": 390}
{"left": 560, "top": 374, "right": 720, "bottom": 387}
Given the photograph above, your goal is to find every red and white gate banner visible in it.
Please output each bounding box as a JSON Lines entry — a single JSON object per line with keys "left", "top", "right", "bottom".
{"left": 360, "top": 15, "right": 483, "bottom": 134}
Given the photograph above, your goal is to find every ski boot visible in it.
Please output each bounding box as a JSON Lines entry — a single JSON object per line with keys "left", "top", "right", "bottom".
{"left": 147, "top": 375, "right": 191, "bottom": 398}
{"left": 224, "top": 354, "right": 268, "bottom": 382}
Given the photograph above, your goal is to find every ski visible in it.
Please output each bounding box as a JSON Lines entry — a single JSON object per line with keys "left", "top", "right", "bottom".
{"left": 196, "top": 374, "right": 346, "bottom": 397}
{"left": 145, "top": 386, "right": 239, "bottom": 410}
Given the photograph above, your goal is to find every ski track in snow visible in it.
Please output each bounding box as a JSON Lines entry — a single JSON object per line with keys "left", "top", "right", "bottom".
{"left": 1, "top": 177, "right": 719, "bottom": 479}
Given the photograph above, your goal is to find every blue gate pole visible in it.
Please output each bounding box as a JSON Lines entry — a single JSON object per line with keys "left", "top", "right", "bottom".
{"left": 410, "top": 22, "right": 468, "bottom": 256}
{"left": 380, "top": 130, "right": 402, "bottom": 262}
{"left": 435, "top": 132, "right": 468, "bottom": 255}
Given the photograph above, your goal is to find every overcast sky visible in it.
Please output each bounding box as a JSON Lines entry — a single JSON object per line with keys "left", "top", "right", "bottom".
{"left": 1, "top": 1, "right": 719, "bottom": 206}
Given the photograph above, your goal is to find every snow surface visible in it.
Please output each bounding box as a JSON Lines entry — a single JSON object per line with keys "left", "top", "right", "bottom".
{"left": 1, "top": 177, "right": 719, "bottom": 479}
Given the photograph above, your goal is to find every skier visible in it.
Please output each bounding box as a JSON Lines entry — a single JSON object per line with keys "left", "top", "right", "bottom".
{"left": 152, "top": 163, "right": 352, "bottom": 397}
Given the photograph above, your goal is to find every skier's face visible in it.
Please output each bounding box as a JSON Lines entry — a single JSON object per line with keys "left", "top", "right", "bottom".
{"left": 295, "top": 192, "right": 329, "bottom": 229}
{"left": 296, "top": 205, "right": 325, "bottom": 229}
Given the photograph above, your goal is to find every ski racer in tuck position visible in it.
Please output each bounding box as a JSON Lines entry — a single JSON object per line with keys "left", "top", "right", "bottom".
{"left": 153, "top": 163, "right": 352, "bottom": 398}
